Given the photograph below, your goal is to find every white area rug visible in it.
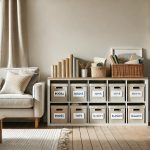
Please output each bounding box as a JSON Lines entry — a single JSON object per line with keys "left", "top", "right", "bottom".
{"left": 0, "top": 129, "right": 62, "bottom": 150}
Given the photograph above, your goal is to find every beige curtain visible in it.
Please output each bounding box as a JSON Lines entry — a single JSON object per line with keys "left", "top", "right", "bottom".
{"left": 0, "top": 0, "right": 28, "bottom": 67}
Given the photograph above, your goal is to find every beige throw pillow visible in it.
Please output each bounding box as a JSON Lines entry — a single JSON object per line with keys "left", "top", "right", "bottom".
{"left": 0, "top": 72, "right": 32, "bottom": 94}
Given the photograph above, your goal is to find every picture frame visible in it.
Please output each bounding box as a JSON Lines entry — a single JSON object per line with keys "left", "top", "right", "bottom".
{"left": 110, "top": 48, "right": 143, "bottom": 63}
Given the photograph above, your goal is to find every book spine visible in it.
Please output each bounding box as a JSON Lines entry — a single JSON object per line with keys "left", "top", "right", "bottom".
{"left": 73, "top": 57, "right": 76, "bottom": 78}
{"left": 66, "top": 58, "right": 69, "bottom": 78}
{"left": 69, "top": 54, "right": 73, "bottom": 78}
{"left": 62, "top": 60, "right": 66, "bottom": 78}
{"left": 53, "top": 65, "right": 57, "bottom": 78}
{"left": 57, "top": 62, "right": 62, "bottom": 78}
{"left": 75, "top": 59, "right": 79, "bottom": 77}
{"left": 50, "top": 65, "right": 54, "bottom": 78}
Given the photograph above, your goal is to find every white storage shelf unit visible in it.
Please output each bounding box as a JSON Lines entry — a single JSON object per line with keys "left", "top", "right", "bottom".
{"left": 47, "top": 77, "right": 148, "bottom": 126}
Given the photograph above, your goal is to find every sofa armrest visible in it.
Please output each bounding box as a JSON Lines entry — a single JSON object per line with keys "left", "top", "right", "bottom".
{"left": 33, "top": 82, "right": 45, "bottom": 118}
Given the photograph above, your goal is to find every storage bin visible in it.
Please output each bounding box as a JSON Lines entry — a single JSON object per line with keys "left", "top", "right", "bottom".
{"left": 109, "top": 105, "right": 125, "bottom": 124}
{"left": 128, "top": 105, "right": 145, "bottom": 123}
{"left": 109, "top": 84, "right": 125, "bottom": 102}
{"left": 51, "top": 84, "right": 68, "bottom": 102}
{"left": 128, "top": 84, "right": 145, "bottom": 102}
{"left": 71, "top": 84, "right": 87, "bottom": 102}
{"left": 112, "top": 64, "right": 144, "bottom": 78}
{"left": 89, "top": 84, "right": 106, "bottom": 102}
{"left": 51, "top": 105, "right": 68, "bottom": 124}
{"left": 70, "top": 105, "right": 87, "bottom": 123}
{"left": 91, "top": 67, "right": 106, "bottom": 77}
{"left": 89, "top": 105, "right": 106, "bottom": 124}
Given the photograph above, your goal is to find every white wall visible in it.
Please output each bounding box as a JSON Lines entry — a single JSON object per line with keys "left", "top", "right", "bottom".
{"left": 25, "top": 0, "right": 150, "bottom": 80}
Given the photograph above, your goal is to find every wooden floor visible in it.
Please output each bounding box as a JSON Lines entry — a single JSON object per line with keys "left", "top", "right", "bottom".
{"left": 4, "top": 122, "right": 150, "bottom": 150}
{"left": 67, "top": 126, "right": 150, "bottom": 150}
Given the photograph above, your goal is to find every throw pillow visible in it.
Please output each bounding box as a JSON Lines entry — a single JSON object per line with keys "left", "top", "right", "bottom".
{"left": 0, "top": 71, "right": 32, "bottom": 94}
{"left": 25, "top": 73, "right": 39, "bottom": 94}
{"left": 0, "top": 78, "right": 3, "bottom": 89}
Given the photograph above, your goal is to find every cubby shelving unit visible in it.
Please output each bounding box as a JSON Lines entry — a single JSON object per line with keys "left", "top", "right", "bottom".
{"left": 47, "top": 77, "right": 148, "bottom": 126}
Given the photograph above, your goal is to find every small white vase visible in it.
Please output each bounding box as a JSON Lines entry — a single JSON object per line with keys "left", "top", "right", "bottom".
{"left": 81, "top": 69, "right": 88, "bottom": 77}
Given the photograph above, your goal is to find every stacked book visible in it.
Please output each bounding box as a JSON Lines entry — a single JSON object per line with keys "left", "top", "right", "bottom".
{"left": 51, "top": 54, "right": 80, "bottom": 78}
{"left": 109, "top": 55, "right": 119, "bottom": 64}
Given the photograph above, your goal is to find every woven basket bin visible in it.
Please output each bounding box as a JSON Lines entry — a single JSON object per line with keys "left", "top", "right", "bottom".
{"left": 91, "top": 67, "right": 106, "bottom": 78}
{"left": 112, "top": 64, "right": 144, "bottom": 78}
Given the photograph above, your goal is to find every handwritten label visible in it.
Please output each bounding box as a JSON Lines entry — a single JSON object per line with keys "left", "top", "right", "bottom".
{"left": 111, "top": 113, "right": 123, "bottom": 120}
{"left": 92, "top": 113, "right": 104, "bottom": 119}
{"left": 73, "top": 113, "right": 85, "bottom": 119}
{"left": 54, "top": 91, "right": 65, "bottom": 97}
{"left": 73, "top": 91, "right": 85, "bottom": 97}
{"left": 111, "top": 91, "right": 123, "bottom": 97}
{"left": 130, "top": 113, "right": 142, "bottom": 119}
{"left": 54, "top": 113, "right": 65, "bottom": 119}
{"left": 92, "top": 91, "right": 104, "bottom": 97}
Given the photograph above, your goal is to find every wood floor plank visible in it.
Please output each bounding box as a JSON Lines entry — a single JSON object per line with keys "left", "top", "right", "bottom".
{"left": 87, "top": 127, "right": 102, "bottom": 150}
{"left": 117, "top": 126, "right": 141, "bottom": 150}
{"left": 80, "top": 127, "right": 92, "bottom": 150}
{"left": 73, "top": 127, "right": 82, "bottom": 150}
{"left": 68, "top": 127, "right": 73, "bottom": 150}
{"left": 108, "top": 126, "right": 131, "bottom": 150}
{"left": 94, "top": 126, "right": 112, "bottom": 150}
{"left": 125, "top": 126, "right": 149, "bottom": 150}
{"left": 101, "top": 126, "right": 122, "bottom": 150}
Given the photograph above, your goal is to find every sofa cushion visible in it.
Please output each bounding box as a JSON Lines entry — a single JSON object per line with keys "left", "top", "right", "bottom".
{"left": 0, "top": 72, "right": 32, "bottom": 94}
{"left": 0, "top": 94, "right": 33, "bottom": 108}
{"left": 0, "top": 67, "right": 39, "bottom": 94}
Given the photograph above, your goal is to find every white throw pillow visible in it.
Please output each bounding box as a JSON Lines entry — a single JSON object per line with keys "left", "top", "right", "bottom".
{"left": 0, "top": 71, "right": 32, "bottom": 94}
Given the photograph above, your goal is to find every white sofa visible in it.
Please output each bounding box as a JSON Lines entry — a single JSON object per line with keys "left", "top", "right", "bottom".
{"left": 0, "top": 67, "right": 45, "bottom": 128}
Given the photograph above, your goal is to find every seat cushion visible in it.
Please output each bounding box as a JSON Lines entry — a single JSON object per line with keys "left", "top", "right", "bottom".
{"left": 0, "top": 94, "right": 33, "bottom": 108}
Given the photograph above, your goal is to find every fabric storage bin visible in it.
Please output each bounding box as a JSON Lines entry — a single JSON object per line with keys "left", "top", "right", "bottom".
{"left": 89, "top": 84, "right": 106, "bottom": 102}
{"left": 89, "top": 105, "right": 106, "bottom": 124}
{"left": 109, "top": 84, "right": 125, "bottom": 102}
{"left": 128, "top": 105, "right": 145, "bottom": 123}
{"left": 71, "top": 84, "right": 87, "bottom": 102}
{"left": 109, "top": 105, "right": 125, "bottom": 124}
{"left": 128, "top": 84, "right": 145, "bottom": 102}
{"left": 70, "top": 105, "right": 87, "bottom": 123}
{"left": 51, "top": 84, "right": 68, "bottom": 102}
{"left": 51, "top": 105, "right": 68, "bottom": 124}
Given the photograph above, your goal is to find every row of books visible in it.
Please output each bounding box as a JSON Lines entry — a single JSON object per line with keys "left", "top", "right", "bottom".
{"left": 51, "top": 54, "right": 80, "bottom": 78}
{"left": 109, "top": 55, "right": 119, "bottom": 64}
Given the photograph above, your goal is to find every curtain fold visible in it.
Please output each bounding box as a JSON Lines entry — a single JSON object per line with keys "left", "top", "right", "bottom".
{"left": 0, "top": 0, "right": 28, "bottom": 68}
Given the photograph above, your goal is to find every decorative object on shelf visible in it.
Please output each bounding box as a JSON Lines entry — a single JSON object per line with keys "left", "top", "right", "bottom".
{"left": 91, "top": 57, "right": 106, "bottom": 77}
{"left": 108, "top": 48, "right": 144, "bottom": 78}
{"left": 81, "top": 69, "right": 88, "bottom": 77}
{"left": 79, "top": 62, "right": 90, "bottom": 78}
{"left": 50, "top": 54, "right": 80, "bottom": 78}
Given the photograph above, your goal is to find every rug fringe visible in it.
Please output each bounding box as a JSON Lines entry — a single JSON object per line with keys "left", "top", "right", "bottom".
{"left": 57, "top": 128, "right": 72, "bottom": 150}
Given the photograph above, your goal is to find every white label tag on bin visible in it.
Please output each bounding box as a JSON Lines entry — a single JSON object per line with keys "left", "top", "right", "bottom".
{"left": 92, "top": 113, "right": 104, "bottom": 119}
{"left": 54, "top": 91, "right": 65, "bottom": 97}
{"left": 92, "top": 91, "right": 104, "bottom": 97}
{"left": 130, "top": 91, "right": 142, "bottom": 97}
{"left": 73, "top": 113, "right": 84, "bottom": 119}
{"left": 54, "top": 113, "right": 65, "bottom": 119}
{"left": 111, "top": 113, "right": 123, "bottom": 119}
{"left": 111, "top": 91, "right": 122, "bottom": 97}
{"left": 73, "top": 91, "right": 85, "bottom": 97}
{"left": 130, "top": 113, "right": 142, "bottom": 119}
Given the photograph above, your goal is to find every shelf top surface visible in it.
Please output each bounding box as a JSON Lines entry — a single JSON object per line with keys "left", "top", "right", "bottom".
{"left": 48, "top": 77, "right": 148, "bottom": 80}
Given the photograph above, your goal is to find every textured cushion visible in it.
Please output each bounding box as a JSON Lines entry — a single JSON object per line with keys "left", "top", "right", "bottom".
{"left": 0, "top": 72, "right": 32, "bottom": 94}
{"left": 25, "top": 73, "right": 39, "bottom": 94}
{"left": 0, "top": 94, "right": 33, "bottom": 108}
{"left": 0, "top": 77, "right": 3, "bottom": 89}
